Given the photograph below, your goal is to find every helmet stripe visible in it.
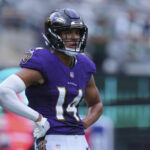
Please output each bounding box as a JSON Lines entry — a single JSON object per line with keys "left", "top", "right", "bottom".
{"left": 66, "top": 9, "right": 80, "bottom": 22}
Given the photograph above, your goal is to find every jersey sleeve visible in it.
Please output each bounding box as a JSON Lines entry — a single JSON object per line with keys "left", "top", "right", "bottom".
{"left": 81, "top": 54, "right": 96, "bottom": 74}
{"left": 87, "top": 57, "right": 96, "bottom": 74}
{"left": 19, "top": 47, "right": 44, "bottom": 72}
{"left": 78, "top": 53, "right": 96, "bottom": 86}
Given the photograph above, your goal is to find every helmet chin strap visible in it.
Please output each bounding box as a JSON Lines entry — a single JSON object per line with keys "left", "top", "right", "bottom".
{"left": 56, "top": 45, "right": 80, "bottom": 57}
{"left": 64, "top": 46, "right": 80, "bottom": 57}
{"left": 64, "top": 51, "right": 78, "bottom": 57}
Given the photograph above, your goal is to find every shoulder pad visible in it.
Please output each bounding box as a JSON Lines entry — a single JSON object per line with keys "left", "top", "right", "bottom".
{"left": 21, "top": 47, "right": 44, "bottom": 64}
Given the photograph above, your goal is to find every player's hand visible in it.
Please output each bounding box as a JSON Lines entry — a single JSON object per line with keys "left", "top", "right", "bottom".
{"left": 34, "top": 117, "right": 50, "bottom": 139}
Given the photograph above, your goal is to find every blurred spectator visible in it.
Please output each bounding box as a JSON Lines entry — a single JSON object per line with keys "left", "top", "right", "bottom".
{"left": 102, "top": 6, "right": 150, "bottom": 75}
{"left": 1, "top": 0, "right": 150, "bottom": 75}
{"left": 89, "top": 15, "right": 111, "bottom": 73}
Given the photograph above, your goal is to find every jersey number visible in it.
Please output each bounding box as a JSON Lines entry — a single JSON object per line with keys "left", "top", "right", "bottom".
{"left": 56, "top": 87, "right": 83, "bottom": 121}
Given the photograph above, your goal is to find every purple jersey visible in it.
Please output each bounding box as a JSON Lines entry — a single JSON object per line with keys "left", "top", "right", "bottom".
{"left": 20, "top": 47, "right": 96, "bottom": 135}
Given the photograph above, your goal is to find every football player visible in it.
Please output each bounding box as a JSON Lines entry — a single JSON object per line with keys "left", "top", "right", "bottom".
{"left": 0, "top": 8, "right": 103, "bottom": 150}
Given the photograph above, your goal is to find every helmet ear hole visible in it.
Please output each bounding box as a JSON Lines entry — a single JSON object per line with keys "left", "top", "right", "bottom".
{"left": 44, "top": 8, "right": 88, "bottom": 55}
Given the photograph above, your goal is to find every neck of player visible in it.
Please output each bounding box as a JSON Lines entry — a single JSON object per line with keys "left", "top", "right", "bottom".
{"left": 53, "top": 51, "right": 75, "bottom": 68}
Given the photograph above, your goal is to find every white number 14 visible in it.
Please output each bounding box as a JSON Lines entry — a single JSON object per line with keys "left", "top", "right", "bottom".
{"left": 56, "top": 87, "right": 83, "bottom": 121}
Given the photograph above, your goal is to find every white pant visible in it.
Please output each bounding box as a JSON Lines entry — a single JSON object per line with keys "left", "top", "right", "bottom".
{"left": 34, "top": 134, "right": 90, "bottom": 150}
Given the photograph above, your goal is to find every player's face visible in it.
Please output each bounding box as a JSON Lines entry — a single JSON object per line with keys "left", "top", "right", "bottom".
{"left": 60, "top": 29, "right": 80, "bottom": 49}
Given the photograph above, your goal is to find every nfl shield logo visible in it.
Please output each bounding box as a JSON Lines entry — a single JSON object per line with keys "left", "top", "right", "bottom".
{"left": 70, "top": 72, "right": 74, "bottom": 78}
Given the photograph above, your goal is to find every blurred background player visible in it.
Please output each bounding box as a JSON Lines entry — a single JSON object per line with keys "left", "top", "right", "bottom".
{"left": 0, "top": 8, "right": 103, "bottom": 150}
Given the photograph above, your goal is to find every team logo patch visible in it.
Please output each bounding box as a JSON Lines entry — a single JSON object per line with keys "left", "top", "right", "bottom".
{"left": 70, "top": 72, "right": 74, "bottom": 78}
{"left": 49, "top": 12, "right": 66, "bottom": 24}
{"left": 22, "top": 50, "right": 34, "bottom": 63}
{"left": 55, "top": 17, "right": 66, "bottom": 24}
